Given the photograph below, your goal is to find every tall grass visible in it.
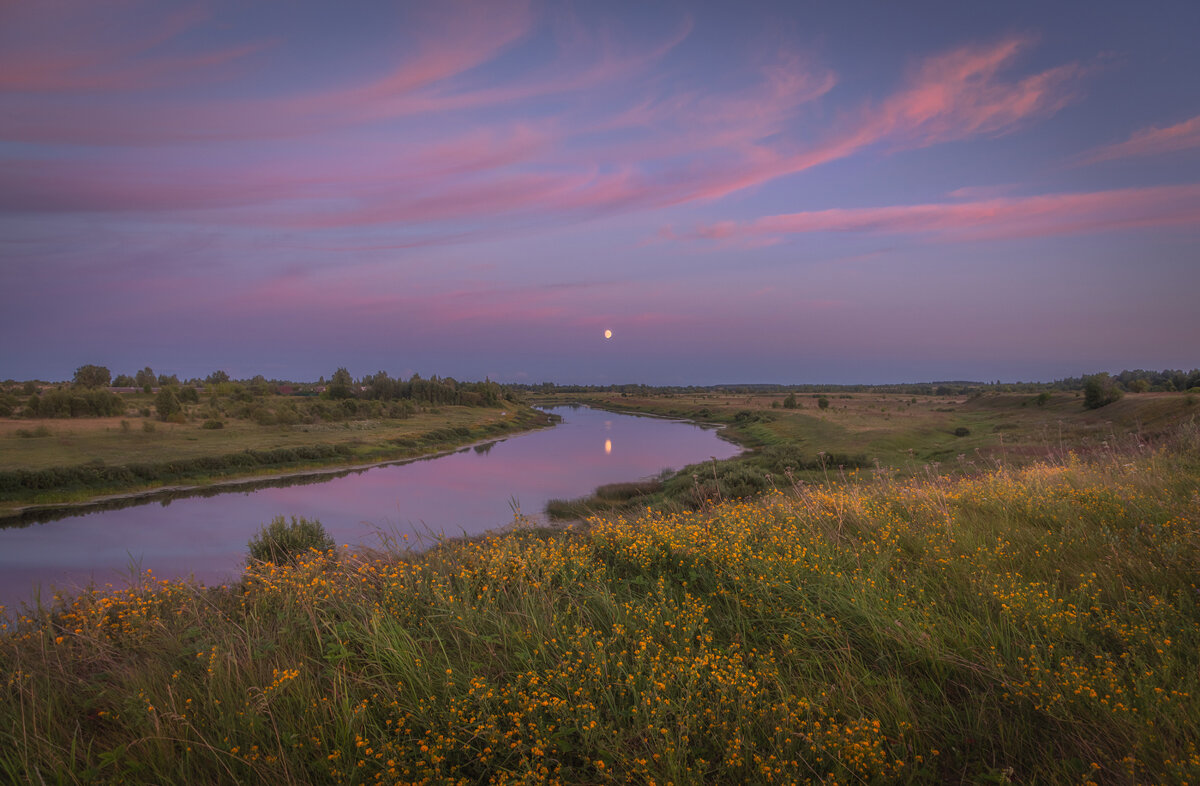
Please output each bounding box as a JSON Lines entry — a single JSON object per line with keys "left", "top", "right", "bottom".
{"left": 2, "top": 428, "right": 1198, "bottom": 784}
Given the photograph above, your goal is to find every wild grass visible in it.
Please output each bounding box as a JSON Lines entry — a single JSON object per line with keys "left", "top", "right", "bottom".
{"left": 2, "top": 423, "right": 1198, "bottom": 784}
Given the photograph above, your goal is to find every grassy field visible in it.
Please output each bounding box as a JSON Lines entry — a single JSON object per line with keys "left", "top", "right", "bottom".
{"left": 2, "top": 420, "right": 1197, "bottom": 784}
{"left": 0, "top": 404, "right": 553, "bottom": 518}
{"left": 536, "top": 390, "right": 1198, "bottom": 520}
{"left": 539, "top": 390, "right": 1194, "bottom": 463}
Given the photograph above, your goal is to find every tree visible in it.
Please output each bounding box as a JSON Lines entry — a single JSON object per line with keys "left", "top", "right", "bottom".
{"left": 73, "top": 364, "right": 111, "bottom": 389}
{"left": 782, "top": 392, "right": 798, "bottom": 409}
{"left": 135, "top": 366, "right": 156, "bottom": 391}
{"left": 156, "top": 386, "right": 181, "bottom": 421}
{"left": 206, "top": 370, "right": 230, "bottom": 386}
{"left": 113, "top": 374, "right": 135, "bottom": 387}
{"left": 327, "top": 367, "right": 354, "bottom": 399}
{"left": 818, "top": 396, "right": 830, "bottom": 410}
{"left": 1083, "top": 373, "right": 1123, "bottom": 410}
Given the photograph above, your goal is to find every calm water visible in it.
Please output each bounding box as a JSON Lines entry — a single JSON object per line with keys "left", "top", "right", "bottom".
{"left": 0, "top": 406, "right": 739, "bottom": 613}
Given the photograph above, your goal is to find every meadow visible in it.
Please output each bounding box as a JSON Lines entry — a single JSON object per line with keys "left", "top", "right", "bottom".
{"left": 541, "top": 390, "right": 1197, "bottom": 520}
{"left": 2, "top": 412, "right": 1197, "bottom": 784}
{"left": 0, "top": 401, "right": 553, "bottom": 519}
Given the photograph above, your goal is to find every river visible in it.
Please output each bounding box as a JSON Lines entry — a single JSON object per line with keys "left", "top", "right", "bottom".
{"left": 0, "top": 406, "right": 740, "bottom": 614}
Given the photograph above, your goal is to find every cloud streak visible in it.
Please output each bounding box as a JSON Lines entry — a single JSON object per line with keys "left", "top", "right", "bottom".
{"left": 1078, "top": 115, "right": 1200, "bottom": 164}
{"left": 692, "top": 184, "right": 1200, "bottom": 243}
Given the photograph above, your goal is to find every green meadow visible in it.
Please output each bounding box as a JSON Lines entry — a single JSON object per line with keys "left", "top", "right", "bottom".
{"left": 541, "top": 389, "right": 1197, "bottom": 520}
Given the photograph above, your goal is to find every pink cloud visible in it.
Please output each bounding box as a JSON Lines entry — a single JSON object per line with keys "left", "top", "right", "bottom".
{"left": 1, "top": 25, "right": 1091, "bottom": 245}
{"left": 0, "top": 122, "right": 556, "bottom": 215}
{"left": 778, "top": 36, "right": 1084, "bottom": 171}
{"left": 1077, "top": 114, "right": 1200, "bottom": 164}
{"left": 690, "top": 184, "right": 1200, "bottom": 243}
{"left": 396, "top": 11, "right": 695, "bottom": 116}
{"left": 627, "top": 36, "right": 1086, "bottom": 209}
{"left": 0, "top": 3, "right": 268, "bottom": 92}
{"left": 868, "top": 36, "right": 1083, "bottom": 148}
{"left": 0, "top": 1, "right": 536, "bottom": 144}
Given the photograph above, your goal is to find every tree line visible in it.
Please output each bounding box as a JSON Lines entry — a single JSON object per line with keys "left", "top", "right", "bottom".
{"left": 1, "top": 365, "right": 519, "bottom": 420}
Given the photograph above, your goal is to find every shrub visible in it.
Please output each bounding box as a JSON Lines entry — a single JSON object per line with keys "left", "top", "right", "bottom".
{"left": 247, "top": 515, "right": 335, "bottom": 565}
{"left": 818, "top": 396, "right": 830, "bottom": 410}
{"left": 201, "top": 419, "right": 225, "bottom": 430}
{"left": 156, "top": 386, "right": 181, "bottom": 421}
{"left": 782, "top": 392, "right": 798, "bottom": 409}
{"left": 954, "top": 427, "right": 971, "bottom": 437}
{"left": 1083, "top": 373, "right": 1123, "bottom": 410}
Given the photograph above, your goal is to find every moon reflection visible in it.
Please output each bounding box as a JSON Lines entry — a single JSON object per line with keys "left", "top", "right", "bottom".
{"left": 604, "top": 439, "right": 612, "bottom": 454}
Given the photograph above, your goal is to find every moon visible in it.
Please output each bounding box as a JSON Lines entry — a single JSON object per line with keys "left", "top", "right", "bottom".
{"left": 604, "top": 329, "right": 613, "bottom": 339}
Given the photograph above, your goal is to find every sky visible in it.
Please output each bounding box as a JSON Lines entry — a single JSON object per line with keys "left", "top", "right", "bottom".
{"left": 2, "top": 1, "right": 1198, "bottom": 386}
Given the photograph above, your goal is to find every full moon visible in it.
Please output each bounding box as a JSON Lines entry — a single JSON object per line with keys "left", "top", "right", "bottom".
{"left": 604, "top": 329, "right": 612, "bottom": 339}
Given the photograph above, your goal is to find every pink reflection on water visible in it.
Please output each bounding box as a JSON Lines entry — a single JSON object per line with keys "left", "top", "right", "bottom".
{"left": 0, "top": 407, "right": 739, "bottom": 614}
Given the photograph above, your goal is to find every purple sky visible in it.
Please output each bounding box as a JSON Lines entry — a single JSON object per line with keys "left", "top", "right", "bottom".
{"left": 2, "top": 1, "right": 1198, "bottom": 385}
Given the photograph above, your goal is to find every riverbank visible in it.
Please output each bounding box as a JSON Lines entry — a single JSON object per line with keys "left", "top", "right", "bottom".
{"left": 537, "top": 390, "right": 1199, "bottom": 520}
{"left": 0, "top": 405, "right": 557, "bottom": 523}
{"left": 4, "top": 429, "right": 1198, "bottom": 783}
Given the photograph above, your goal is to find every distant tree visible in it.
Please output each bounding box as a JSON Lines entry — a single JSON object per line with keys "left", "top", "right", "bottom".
{"left": 156, "top": 386, "right": 181, "bottom": 421}
{"left": 818, "top": 396, "right": 830, "bottom": 410}
{"left": 178, "top": 386, "right": 200, "bottom": 404}
{"left": 782, "top": 392, "right": 798, "bottom": 409}
{"left": 327, "top": 367, "right": 354, "bottom": 399}
{"left": 113, "top": 374, "right": 135, "bottom": 387}
{"left": 1083, "top": 373, "right": 1123, "bottom": 410}
{"left": 206, "top": 370, "right": 230, "bottom": 386}
{"left": 135, "top": 366, "right": 156, "bottom": 391}
{"left": 1035, "top": 391, "right": 1052, "bottom": 407}
{"left": 73, "top": 365, "right": 111, "bottom": 389}
{"left": 1128, "top": 379, "right": 1151, "bottom": 393}
{"left": 157, "top": 373, "right": 180, "bottom": 387}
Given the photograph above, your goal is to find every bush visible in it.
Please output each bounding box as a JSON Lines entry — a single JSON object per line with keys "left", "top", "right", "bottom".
{"left": 817, "top": 397, "right": 830, "bottom": 410}
{"left": 201, "top": 419, "right": 225, "bottom": 430}
{"left": 156, "top": 386, "right": 181, "bottom": 421}
{"left": 954, "top": 427, "right": 971, "bottom": 437}
{"left": 246, "top": 515, "right": 335, "bottom": 565}
{"left": 1083, "top": 373, "right": 1123, "bottom": 410}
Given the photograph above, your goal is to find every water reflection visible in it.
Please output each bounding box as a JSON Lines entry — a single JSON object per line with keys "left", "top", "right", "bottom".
{"left": 0, "top": 406, "right": 740, "bottom": 613}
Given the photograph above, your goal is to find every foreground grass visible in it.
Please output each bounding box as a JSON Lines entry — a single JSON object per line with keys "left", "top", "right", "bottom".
{"left": 3, "top": 431, "right": 1199, "bottom": 784}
